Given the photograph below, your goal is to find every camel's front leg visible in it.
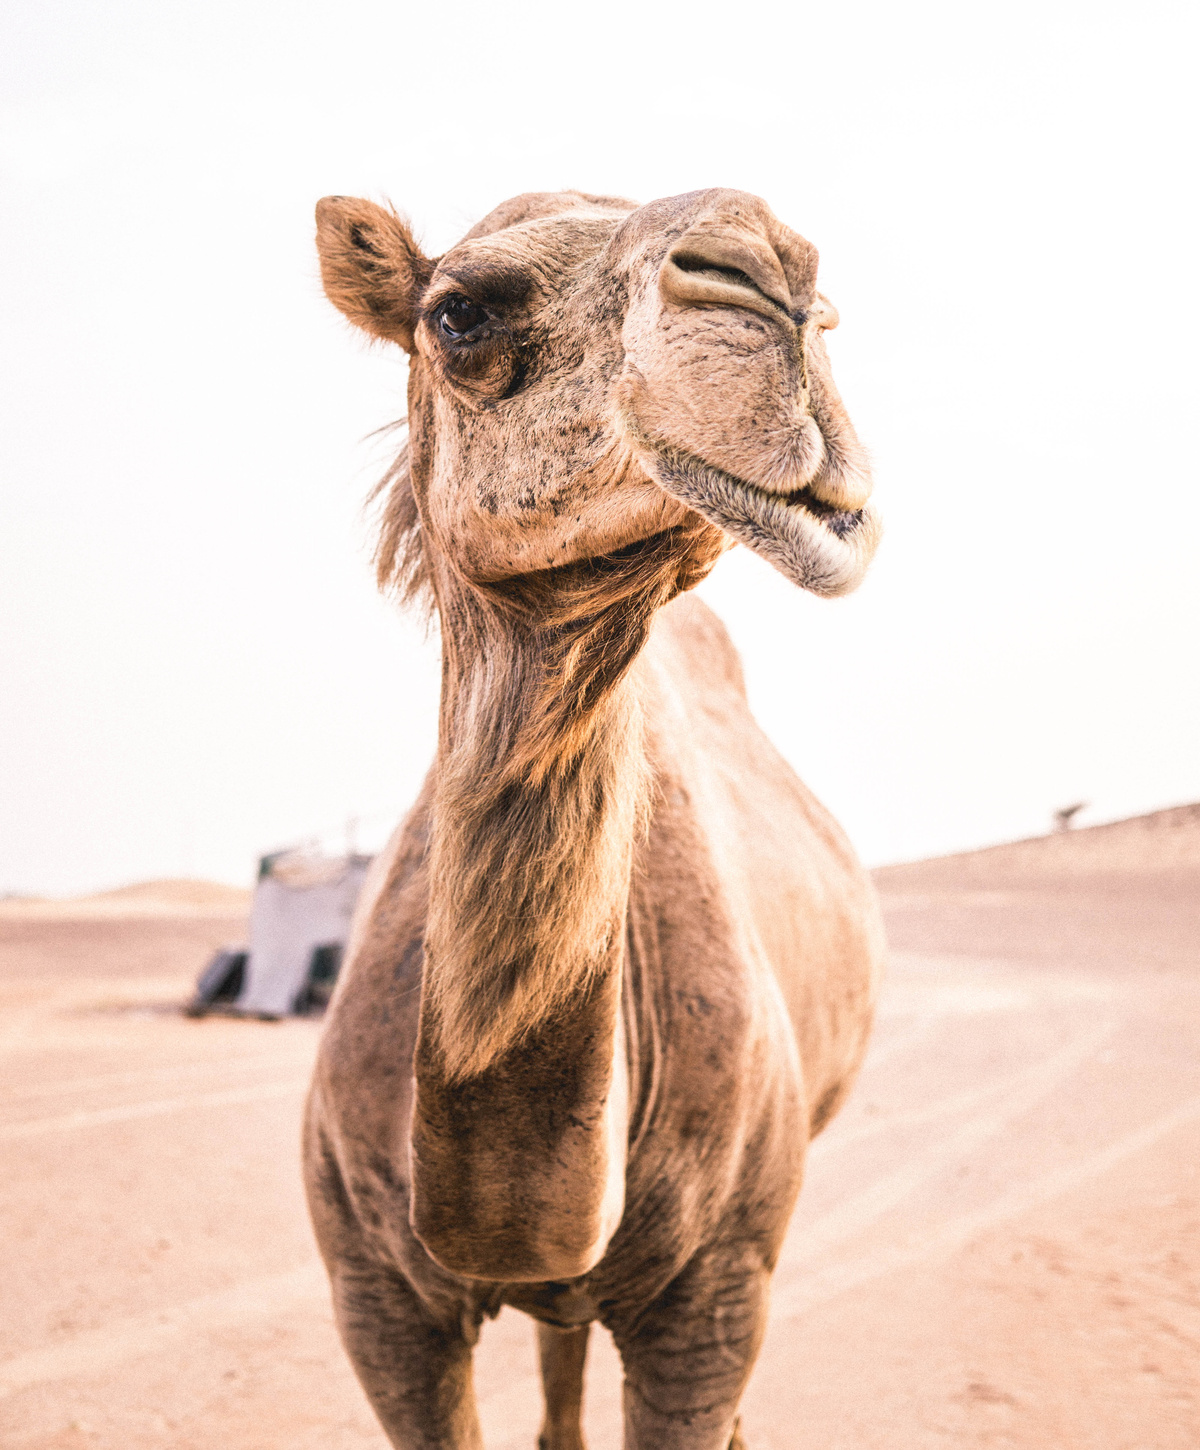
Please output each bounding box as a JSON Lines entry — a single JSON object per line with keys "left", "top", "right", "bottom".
{"left": 537, "top": 1321, "right": 590, "bottom": 1450}
{"left": 611, "top": 1249, "right": 770, "bottom": 1450}
{"left": 329, "top": 1260, "right": 483, "bottom": 1450}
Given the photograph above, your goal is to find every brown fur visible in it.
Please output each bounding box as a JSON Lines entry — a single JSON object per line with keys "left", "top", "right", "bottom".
{"left": 425, "top": 519, "right": 725, "bottom": 1080}
{"left": 306, "top": 187, "right": 885, "bottom": 1450}
{"left": 370, "top": 439, "right": 432, "bottom": 611}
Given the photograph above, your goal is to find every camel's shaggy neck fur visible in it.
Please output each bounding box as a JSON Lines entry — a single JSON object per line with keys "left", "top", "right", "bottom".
{"left": 379, "top": 445, "right": 724, "bottom": 1081}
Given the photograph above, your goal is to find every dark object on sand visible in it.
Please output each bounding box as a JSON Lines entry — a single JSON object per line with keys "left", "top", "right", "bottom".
{"left": 186, "top": 948, "right": 247, "bottom": 1015}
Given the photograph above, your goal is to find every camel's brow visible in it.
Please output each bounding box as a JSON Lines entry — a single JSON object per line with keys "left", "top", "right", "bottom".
{"left": 434, "top": 258, "right": 534, "bottom": 309}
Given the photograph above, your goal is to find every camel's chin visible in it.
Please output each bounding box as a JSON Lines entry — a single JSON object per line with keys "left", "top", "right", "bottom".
{"left": 645, "top": 449, "right": 882, "bottom": 598}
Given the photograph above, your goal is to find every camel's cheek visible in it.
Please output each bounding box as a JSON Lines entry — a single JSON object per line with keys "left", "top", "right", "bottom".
{"left": 416, "top": 396, "right": 524, "bottom": 577}
{"left": 620, "top": 302, "right": 825, "bottom": 493}
{"left": 416, "top": 386, "right": 688, "bottom": 582}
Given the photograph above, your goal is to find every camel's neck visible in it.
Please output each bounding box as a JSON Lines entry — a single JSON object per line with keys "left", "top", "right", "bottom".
{"left": 409, "top": 564, "right": 657, "bottom": 1281}
{"left": 421, "top": 584, "right": 649, "bottom": 1081}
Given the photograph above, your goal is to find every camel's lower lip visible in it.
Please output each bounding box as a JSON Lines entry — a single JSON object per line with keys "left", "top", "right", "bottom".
{"left": 645, "top": 447, "right": 882, "bottom": 597}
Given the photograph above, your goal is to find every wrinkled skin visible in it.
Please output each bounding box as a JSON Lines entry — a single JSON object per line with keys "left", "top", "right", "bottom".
{"left": 305, "top": 188, "right": 885, "bottom": 1449}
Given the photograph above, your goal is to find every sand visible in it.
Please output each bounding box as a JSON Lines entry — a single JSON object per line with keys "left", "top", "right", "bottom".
{"left": 1, "top": 807, "right": 1197, "bottom": 1448}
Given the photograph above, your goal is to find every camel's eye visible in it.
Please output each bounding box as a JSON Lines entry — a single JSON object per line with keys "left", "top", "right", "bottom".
{"left": 439, "top": 296, "right": 489, "bottom": 341}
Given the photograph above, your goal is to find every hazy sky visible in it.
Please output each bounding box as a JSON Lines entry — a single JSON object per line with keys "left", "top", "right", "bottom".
{"left": 2, "top": 0, "right": 1197, "bottom": 895}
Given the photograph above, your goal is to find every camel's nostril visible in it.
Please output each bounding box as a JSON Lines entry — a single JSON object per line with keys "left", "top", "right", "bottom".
{"left": 660, "top": 232, "right": 793, "bottom": 324}
{"left": 675, "top": 254, "right": 774, "bottom": 299}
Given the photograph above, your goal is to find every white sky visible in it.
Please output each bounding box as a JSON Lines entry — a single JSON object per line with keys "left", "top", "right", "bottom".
{"left": 2, "top": 0, "right": 1197, "bottom": 895}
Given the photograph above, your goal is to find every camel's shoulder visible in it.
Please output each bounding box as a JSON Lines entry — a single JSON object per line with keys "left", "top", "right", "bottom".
{"left": 315, "top": 779, "right": 431, "bottom": 1133}
{"left": 642, "top": 591, "right": 869, "bottom": 891}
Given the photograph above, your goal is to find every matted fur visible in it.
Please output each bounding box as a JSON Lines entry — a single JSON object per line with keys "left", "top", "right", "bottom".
{"left": 401, "top": 487, "right": 725, "bottom": 1079}
{"left": 369, "top": 423, "right": 726, "bottom": 1078}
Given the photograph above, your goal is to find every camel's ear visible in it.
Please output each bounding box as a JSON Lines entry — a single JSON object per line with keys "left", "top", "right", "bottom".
{"left": 315, "top": 196, "right": 431, "bottom": 352}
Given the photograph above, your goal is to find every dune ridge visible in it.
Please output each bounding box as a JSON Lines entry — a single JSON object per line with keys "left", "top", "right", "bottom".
{"left": 0, "top": 878, "right": 252, "bottom": 921}
{"left": 874, "top": 802, "right": 1200, "bottom": 891}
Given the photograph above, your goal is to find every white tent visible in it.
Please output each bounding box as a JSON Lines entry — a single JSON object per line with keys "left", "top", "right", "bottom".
{"left": 233, "top": 849, "right": 372, "bottom": 1016}
{"left": 190, "top": 849, "right": 372, "bottom": 1018}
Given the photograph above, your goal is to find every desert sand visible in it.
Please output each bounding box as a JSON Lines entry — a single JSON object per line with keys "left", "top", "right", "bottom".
{"left": 2, "top": 807, "right": 1197, "bottom": 1448}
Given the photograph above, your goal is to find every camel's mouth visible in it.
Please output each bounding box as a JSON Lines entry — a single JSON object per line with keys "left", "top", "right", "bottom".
{"left": 757, "top": 482, "right": 866, "bottom": 539}
{"left": 645, "top": 448, "right": 882, "bottom": 598}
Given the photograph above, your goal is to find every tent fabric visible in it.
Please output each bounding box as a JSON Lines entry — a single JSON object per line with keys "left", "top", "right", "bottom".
{"left": 235, "top": 852, "right": 372, "bottom": 1017}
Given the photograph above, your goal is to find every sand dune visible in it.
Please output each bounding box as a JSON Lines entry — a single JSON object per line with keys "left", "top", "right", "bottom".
{"left": 0, "top": 878, "right": 253, "bottom": 921}
{"left": 875, "top": 801, "right": 1200, "bottom": 889}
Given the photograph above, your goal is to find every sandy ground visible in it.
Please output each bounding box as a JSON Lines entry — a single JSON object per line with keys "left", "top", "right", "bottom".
{"left": 2, "top": 813, "right": 1198, "bottom": 1449}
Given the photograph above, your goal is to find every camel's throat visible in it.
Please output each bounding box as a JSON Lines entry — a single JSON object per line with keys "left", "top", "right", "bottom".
{"left": 420, "top": 598, "right": 648, "bottom": 1083}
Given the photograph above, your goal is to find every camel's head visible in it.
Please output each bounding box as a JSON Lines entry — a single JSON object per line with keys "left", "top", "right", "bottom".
{"left": 316, "top": 188, "right": 880, "bottom": 600}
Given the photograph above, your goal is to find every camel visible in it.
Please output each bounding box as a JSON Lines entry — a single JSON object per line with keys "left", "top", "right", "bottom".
{"left": 304, "top": 187, "right": 885, "bottom": 1450}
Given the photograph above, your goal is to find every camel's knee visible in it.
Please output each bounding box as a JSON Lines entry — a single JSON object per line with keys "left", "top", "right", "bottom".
{"left": 619, "top": 1377, "right": 748, "bottom": 1450}
{"left": 612, "top": 1253, "right": 769, "bottom": 1450}
{"left": 536, "top": 1321, "right": 590, "bottom": 1450}
{"left": 330, "top": 1262, "right": 483, "bottom": 1449}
